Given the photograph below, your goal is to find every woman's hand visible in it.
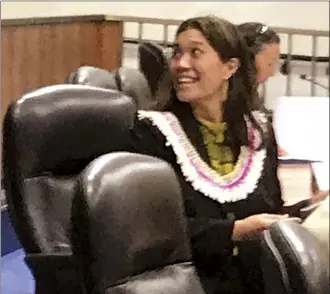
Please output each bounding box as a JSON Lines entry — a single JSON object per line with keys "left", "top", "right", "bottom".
{"left": 310, "top": 165, "right": 329, "bottom": 204}
{"left": 277, "top": 146, "right": 288, "bottom": 157}
{"left": 310, "top": 189, "right": 329, "bottom": 205}
{"left": 232, "top": 213, "right": 300, "bottom": 241}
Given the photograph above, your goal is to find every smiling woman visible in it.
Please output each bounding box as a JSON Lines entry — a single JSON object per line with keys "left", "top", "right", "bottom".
{"left": 130, "top": 15, "right": 309, "bottom": 294}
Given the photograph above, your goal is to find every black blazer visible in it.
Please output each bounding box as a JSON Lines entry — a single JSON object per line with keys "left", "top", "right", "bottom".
{"left": 129, "top": 102, "right": 284, "bottom": 291}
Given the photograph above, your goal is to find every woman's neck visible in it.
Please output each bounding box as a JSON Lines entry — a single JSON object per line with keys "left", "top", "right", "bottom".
{"left": 192, "top": 100, "right": 224, "bottom": 123}
{"left": 191, "top": 82, "right": 228, "bottom": 123}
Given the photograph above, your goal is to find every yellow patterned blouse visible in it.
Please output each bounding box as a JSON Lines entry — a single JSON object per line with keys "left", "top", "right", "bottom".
{"left": 198, "top": 117, "right": 235, "bottom": 176}
{"left": 198, "top": 117, "right": 239, "bottom": 256}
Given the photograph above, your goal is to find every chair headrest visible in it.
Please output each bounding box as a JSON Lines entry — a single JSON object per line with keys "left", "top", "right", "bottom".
{"left": 3, "top": 84, "right": 136, "bottom": 178}
{"left": 116, "top": 67, "right": 153, "bottom": 109}
{"left": 262, "top": 220, "right": 329, "bottom": 294}
{"left": 65, "top": 66, "right": 117, "bottom": 89}
{"left": 72, "top": 152, "right": 192, "bottom": 290}
{"left": 66, "top": 66, "right": 153, "bottom": 109}
{"left": 138, "top": 42, "right": 169, "bottom": 95}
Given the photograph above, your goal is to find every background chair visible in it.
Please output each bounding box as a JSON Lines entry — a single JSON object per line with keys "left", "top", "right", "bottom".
{"left": 2, "top": 84, "right": 136, "bottom": 294}
{"left": 65, "top": 66, "right": 118, "bottom": 89}
{"left": 302, "top": 197, "right": 329, "bottom": 269}
{"left": 261, "top": 220, "right": 329, "bottom": 294}
{"left": 71, "top": 152, "right": 206, "bottom": 294}
{"left": 138, "top": 41, "right": 169, "bottom": 96}
{"left": 66, "top": 65, "right": 152, "bottom": 109}
{"left": 116, "top": 67, "right": 153, "bottom": 109}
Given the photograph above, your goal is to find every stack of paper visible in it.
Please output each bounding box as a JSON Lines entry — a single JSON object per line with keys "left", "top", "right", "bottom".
{"left": 278, "top": 162, "right": 312, "bottom": 205}
{"left": 274, "top": 96, "right": 329, "bottom": 203}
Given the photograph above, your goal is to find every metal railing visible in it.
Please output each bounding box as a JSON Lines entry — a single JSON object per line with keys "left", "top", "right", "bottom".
{"left": 107, "top": 15, "right": 329, "bottom": 98}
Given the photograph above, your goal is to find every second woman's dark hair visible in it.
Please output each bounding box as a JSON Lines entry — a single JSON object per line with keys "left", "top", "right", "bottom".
{"left": 237, "top": 22, "right": 280, "bottom": 55}
{"left": 154, "top": 16, "right": 267, "bottom": 150}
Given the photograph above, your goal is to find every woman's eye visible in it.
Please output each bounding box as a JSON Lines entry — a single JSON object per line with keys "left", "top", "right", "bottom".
{"left": 172, "top": 48, "right": 181, "bottom": 58}
{"left": 191, "top": 48, "right": 203, "bottom": 58}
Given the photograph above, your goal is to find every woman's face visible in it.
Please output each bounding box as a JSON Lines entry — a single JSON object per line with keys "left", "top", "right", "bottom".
{"left": 169, "top": 29, "right": 238, "bottom": 103}
{"left": 255, "top": 42, "right": 280, "bottom": 83}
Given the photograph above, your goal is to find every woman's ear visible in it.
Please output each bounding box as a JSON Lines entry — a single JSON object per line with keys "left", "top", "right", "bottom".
{"left": 224, "top": 58, "right": 240, "bottom": 79}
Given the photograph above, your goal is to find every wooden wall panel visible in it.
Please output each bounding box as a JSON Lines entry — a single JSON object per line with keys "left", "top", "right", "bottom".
{"left": 100, "top": 22, "right": 124, "bottom": 71}
{"left": 1, "top": 19, "right": 123, "bottom": 123}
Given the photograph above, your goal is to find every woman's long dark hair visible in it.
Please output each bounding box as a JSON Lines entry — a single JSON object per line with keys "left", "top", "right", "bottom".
{"left": 153, "top": 16, "right": 267, "bottom": 150}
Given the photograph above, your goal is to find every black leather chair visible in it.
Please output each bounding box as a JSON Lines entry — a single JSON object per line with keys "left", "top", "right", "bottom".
{"left": 71, "top": 152, "right": 206, "bottom": 294}
{"left": 65, "top": 66, "right": 118, "bottom": 89}
{"left": 2, "top": 84, "right": 136, "bottom": 294}
{"left": 116, "top": 67, "right": 153, "bottom": 109}
{"left": 138, "top": 42, "right": 169, "bottom": 96}
{"left": 261, "top": 220, "right": 329, "bottom": 294}
{"left": 65, "top": 65, "right": 152, "bottom": 109}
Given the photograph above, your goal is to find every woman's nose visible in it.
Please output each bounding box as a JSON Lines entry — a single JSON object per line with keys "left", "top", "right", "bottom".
{"left": 172, "top": 53, "right": 191, "bottom": 70}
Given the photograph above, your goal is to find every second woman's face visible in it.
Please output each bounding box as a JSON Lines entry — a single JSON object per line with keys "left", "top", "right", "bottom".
{"left": 255, "top": 42, "right": 280, "bottom": 83}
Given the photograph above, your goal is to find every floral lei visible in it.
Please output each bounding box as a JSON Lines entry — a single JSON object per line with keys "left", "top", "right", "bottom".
{"left": 138, "top": 110, "right": 268, "bottom": 203}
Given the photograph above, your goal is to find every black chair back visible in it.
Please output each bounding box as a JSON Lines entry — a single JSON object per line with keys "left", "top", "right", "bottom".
{"left": 261, "top": 220, "right": 329, "bottom": 294}
{"left": 71, "top": 152, "right": 206, "bottom": 294}
{"left": 2, "top": 84, "right": 136, "bottom": 293}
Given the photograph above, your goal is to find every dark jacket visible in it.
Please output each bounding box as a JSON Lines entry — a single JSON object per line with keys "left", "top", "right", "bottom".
{"left": 130, "top": 102, "right": 283, "bottom": 294}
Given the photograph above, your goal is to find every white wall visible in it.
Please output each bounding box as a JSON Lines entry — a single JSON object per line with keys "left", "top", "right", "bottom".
{"left": 2, "top": 2, "right": 329, "bottom": 54}
{"left": 1, "top": 2, "right": 329, "bottom": 30}
{"left": 2, "top": 2, "right": 329, "bottom": 108}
